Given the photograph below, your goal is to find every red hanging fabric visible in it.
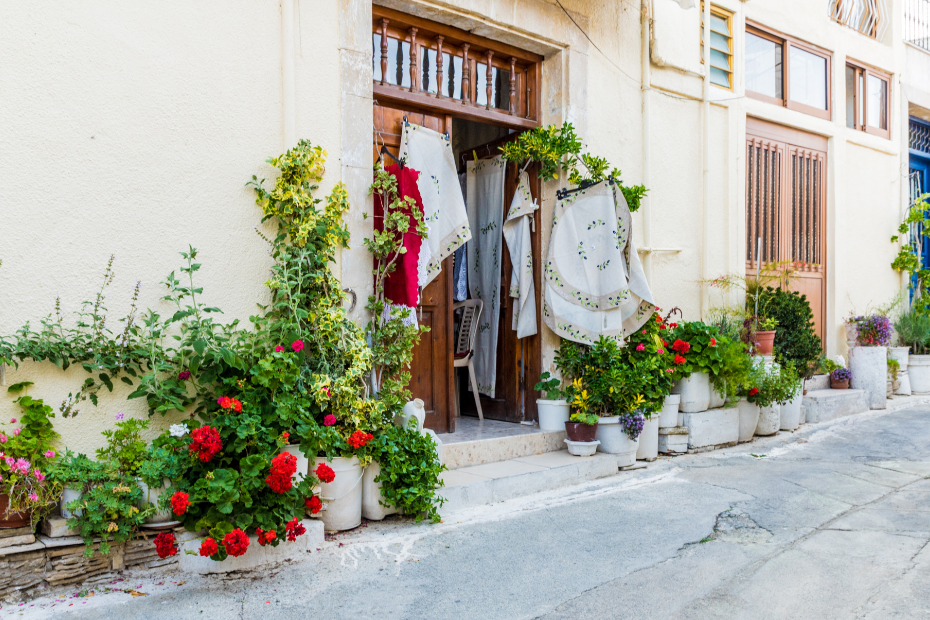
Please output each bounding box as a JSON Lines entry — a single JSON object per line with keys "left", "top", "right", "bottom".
{"left": 373, "top": 164, "right": 424, "bottom": 308}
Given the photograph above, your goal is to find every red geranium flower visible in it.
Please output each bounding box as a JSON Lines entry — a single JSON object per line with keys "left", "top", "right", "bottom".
{"left": 286, "top": 517, "right": 306, "bottom": 542}
{"left": 674, "top": 354, "right": 687, "bottom": 365}
{"left": 256, "top": 528, "right": 277, "bottom": 547}
{"left": 749, "top": 387, "right": 759, "bottom": 396}
{"left": 217, "top": 396, "right": 231, "bottom": 409}
{"left": 223, "top": 528, "right": 249, "bottom": 557}
{"left": 153, "top": 532, "right": 177, "bottom": 559}
{"left": 282, "top": 431, "right": 290, "bottom": 444}
{"left": 199, "top": 537, "right": 218, "bottom": 557}
{"left": 170, "top": 491, "right": 191, "bottom": 516}
{"left": 178, "top": 370, "right": 191, "bottom": 381}
{"left": 710, "top": 338, "right": 717, "bottom": 346}
{"left": 347, "top": 430, "right": 374, "bottom": 450}
{"left": 315, "top": 462, "right": 335, "bottom": 484}
{"left": 669, "top": 322, "right": 679, "bottom": 328}
{"left": 266, "top": 452, "right": 298, "bottom": 494}
{"left": 292, "top": 340, "right": 304, "bottom": 353}
{"left": 672, "top": 339, "right": 691, "bottom": 354}
{"left": 305, "top": 495, "right": 323, "bottom": 514}
{"left": 188, "top": 426, "right": 222, "bottom": 463}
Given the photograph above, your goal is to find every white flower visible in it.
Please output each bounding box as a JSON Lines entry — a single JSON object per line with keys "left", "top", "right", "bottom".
{"left": 169, "top": 424, "right": 188, "bottom": 438}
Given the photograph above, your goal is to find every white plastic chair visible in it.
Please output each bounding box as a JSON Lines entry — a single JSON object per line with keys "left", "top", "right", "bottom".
{"left": 453, "top": 299, "right": 484, "bottom": 421}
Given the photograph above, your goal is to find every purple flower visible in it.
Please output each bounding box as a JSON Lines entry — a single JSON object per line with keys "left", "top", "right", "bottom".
{"left": 620, "top": 411, "right": 647, "bottom": 440}
{"left": 831, "top": 367, "right": 852, "bottom": 381}
{"left": 115, "top": 412, "right": 125, "bottom": 421}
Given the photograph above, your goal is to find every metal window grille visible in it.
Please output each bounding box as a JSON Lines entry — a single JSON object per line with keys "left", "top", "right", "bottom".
{"left": 910, "top": 119, "right": 930, "bottom": 153}
{"left": 829, "top": 0, "right": 887, "bottom": 40}
{"left": 906, "top": 0, "right": 930, "bottom": 52}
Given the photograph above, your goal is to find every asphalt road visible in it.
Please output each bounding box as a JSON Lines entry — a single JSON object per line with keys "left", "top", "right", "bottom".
{"left": 7, "top": 405, "right": 930, "bottom": 620}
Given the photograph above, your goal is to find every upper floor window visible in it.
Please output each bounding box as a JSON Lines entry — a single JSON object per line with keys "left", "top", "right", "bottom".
{"left": 830, "top": 0, "right": 886, "bottom": 39}
{"left": 702, "top": 4, "right": 733, "bottom": 90}
{"left": 846, "top": 61, "right": 891, "bottom": 139}
{"left": 746, "top": 24, "right": 832, "bottom": 121}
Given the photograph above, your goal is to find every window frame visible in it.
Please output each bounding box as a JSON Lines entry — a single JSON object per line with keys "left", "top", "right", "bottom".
{"left": 746, "top": 23, "right": 833, "bottom": 121}
{"left": 846, "top": 59, "right": 891, "bottom": 140}
{"left": 702, "top": 3, "right": 734, "bottom": 91}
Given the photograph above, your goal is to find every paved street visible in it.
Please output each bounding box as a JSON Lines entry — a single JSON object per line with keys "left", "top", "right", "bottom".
{"left": 8, "top": 405, "right": 930, "bottom": 620}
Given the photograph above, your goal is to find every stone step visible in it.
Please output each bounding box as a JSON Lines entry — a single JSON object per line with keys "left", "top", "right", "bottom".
{"left": 437, "top": 419, "right": 566, "bottom": 470}
{"left": 802, "top": 389, "right": 869, "bottom": 424}
{"left": 805, "top": 374, "right": 830, "bottom": 391}
{"left": 680, "top": 408, "right": 738, "bottom": 450}
{"left": 437, "top": 450, "right": 618, "bottom": 514}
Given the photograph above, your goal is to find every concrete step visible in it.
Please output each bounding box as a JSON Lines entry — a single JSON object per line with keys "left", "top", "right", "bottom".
{"left": 805, "top": 374, "right": 830, "bottom": 391}
{"left": 437, "top": 450, "right": 618, "bottom": 514}
{"left": 802, "top": 389, "right": 869, "bottom": 424}
{"left": 437, "top": 418, "right": 566, "bottom": 470}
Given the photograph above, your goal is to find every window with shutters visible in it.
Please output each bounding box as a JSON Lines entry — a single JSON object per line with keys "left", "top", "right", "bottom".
{"left": 702, "top": 4, "right": 734, "bottom": 90}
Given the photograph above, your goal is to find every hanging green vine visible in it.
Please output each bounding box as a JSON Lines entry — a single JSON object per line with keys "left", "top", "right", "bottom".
{"left": 500, "top": 122, "right": 648, "bottom": 212}
{"left": 891, "top": 192, "right": 930, "bottom": 304}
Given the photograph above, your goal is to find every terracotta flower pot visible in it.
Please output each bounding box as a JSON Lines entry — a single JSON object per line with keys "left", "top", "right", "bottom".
{"left": 564, "top": 421, "right": 598, "bottom": 442}
{"left": 0, "top": 494, "right": 32, "bottom": 529}
{"left": 755, "top": 330, "right": 777, "bottom": 355}
{"left": 831, "top": 378, "right": 849, "bottom": 389}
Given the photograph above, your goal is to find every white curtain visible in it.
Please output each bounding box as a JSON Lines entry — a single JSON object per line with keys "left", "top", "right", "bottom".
{"left": 502, "top": 172, "right": 538, "bottom": 339}
{"left": 466, "top": 156, "right": 506, "bottom": 397}
{"left": 399, "top": 122, "right": 472, "bottom": 288}
{"left": 542, "top": 181, "right": 655, "bottom": 345}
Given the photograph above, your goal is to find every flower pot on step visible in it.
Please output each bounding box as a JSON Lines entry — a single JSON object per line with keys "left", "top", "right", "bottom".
{"left": 0, "top": 493, "right": 31, "bottom": 529}
{"left": 138, "top": 478, "right": 174, "bottom": 524}
{"left": 755, "top": 330, "right": 777, "bottom": 355}
{"left": 361, "top": 461, "right": 398, "bottom": 521}
{"left": 831, "top": 378, "right": 849, "bottom": 389}
{"left": 565, "top": 421, "right": 598, "bottom": 442}
{"left": 780, "top": 388, "right": 803, "bottom": 431}
{"left": 537, "top": 400, "right": 571, "bottom": 431}
{"left": 678, "top": 373, "right": 711, "bottom": 413}
{"left": 636, "top": 415, "right": 659, "bottom": 461}
{"left": 659, "top": 395, "right": 680, "bottom": 428}
{"left": 709, "top": 383, "right": 726, "bottom": 409}
{"left": 908, "top": 355, "right": 930, "bottom": 393}
{"left": 313, "top": 456, "right": 363, "bottom": 532}
{"left": 60, "top": 486, "right": 83, "bottom": 519}
{"left": 737, "top": 398, "right": 760, "bottom": 443}
{"left": 595, "top": 416, "right": 639, "bottom": 468}
{"left": 755, "top": 405, "right": 780, "bottom": 436}
{"left": 564, "top": 439, "right": 600, "bottom": 456}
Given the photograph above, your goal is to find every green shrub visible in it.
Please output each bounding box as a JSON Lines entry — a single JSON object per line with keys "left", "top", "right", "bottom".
{"left": 895, "top": 307, "right": 930, "bottom": 354}
{"left": 758, "top": 287, "right": 822, "bottom": 379}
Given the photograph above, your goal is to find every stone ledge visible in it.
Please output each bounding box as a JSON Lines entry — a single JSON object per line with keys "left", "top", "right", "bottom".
{"left": 680, "top": 409, "right": 739, "bottom": 449}
{"left": 803, "top": 389, "right": 869, "bottom": 424}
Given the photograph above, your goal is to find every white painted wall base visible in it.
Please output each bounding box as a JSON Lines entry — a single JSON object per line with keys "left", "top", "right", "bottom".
{"left": 680, "top": 409, "right": 738, "bottom": 449}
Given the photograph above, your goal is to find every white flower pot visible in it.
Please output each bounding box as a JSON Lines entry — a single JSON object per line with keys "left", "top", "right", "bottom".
{"left": 60, "top": 486, "right": 83, "bottom": 519}
{"left": 889, "top": 346, "right": 910, "bottom": 370}
{"left": 779, "top": 387, "right": 803, "bottom": 431}
{"left": 678, "top": 372, "right": 711, "bottom": 413}
{"left": 394, "top": 398, "right": 426, "bottom": 432}
{"left": 283, "top": 444, "right": 309, "bottom": 482}
{"left": 536, "top": 399, "right": 571, "bottom": 431}
{"left": 849, "top": 346, "right": 887, "bottom": 409}
{"left": 636, "top": 415, "right": 659, "bottom": 461}
{"left": 313, "top": 456, "right": 363, "bottom": 531}
{"left": 138, "top": 478, "right": 173, "bottom": 523}
{"left": 595, "top": 417, "right": 640, "bottom": 468}
{"left": 898, "top": 370, "right": 912, "bottom": 396}
{"left": 564, "top": 439, "right": 600, "bottom": 456}
{"left": 659, "top": 395, "right": 680, "bottom": 428}
{"left": 755, "top": 405, "right": 780, "bottom": 436}
{"left": 909, "top": 355, "right": 930, "bottom": 393}
{"left": 361, "top": 461, "right": 398, "bottom": 521}
{"left": 737, "top": 398, "right": 760, "bottom": 443}
{"left": 709, "top": 383, "right": 726, "bottom": 409}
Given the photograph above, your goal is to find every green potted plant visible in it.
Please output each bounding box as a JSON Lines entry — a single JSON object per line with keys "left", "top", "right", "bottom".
{"left": 138, "top": 425, "right": 191, "bottom": 525}
{"left": 47, "top": 450, "right": 115, "bottom": 519}
{"left": 668, "top": 322, "right": 726, "bottom": 413}
{"left": 753, "top": 316, "right": 779, "bottom": 356}
{"left": 535, "top": 372, "right": 571, "bottom": 432}
{"left": 748, "top": 360, "right": 799, "bottom": 436}
{"left": 895, "top": 307, "right": 930, "bottom": 393}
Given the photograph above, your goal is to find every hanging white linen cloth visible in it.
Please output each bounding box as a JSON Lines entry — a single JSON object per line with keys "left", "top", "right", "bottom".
{"left": 466, "top": 156, "right": 506, "bottom": 397}
{"left": 543, "top": 181, "right": 655, "bottom": 345}
{"left": 399, "top": 122, "right": 472, "bottom": 288}
{"left": 502, "top": 171, "right": 539, "bottom": 339}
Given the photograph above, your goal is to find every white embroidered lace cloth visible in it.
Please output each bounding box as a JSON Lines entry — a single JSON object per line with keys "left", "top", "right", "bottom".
{"left": 502, "top": 172, "right": 538, "bottom": 339}
{"left": 399, "top": 122, "right": 472, "bottom": 288}
{"left": 466, "top": 156, "right": 506, "bottom": 397}
{"left": 543, "top": 181, "right": 655, "bottom": 345}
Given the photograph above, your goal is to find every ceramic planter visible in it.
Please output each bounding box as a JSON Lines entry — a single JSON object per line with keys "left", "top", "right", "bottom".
{"left": 780, "top": 387, "right": 803, "bottom": 431}
{"left": 537, "top": 399, "right": 571, "bottom": 431}
{"left": 595, "top": 417, "right": 639, "bottom": 468}
{"left": 737, "top": 398, "right": 760, "bottom": 443}
{"left": 0, "top": 494, "right": 31, "bottom": 529}
{"left": 636, "top": 415, "right": 659, "bottom": 461}
{"left": 889, "top": 346, "right": 910, "bottom": 370}
{"left": 564, "top": 439, "right": 600, "bottom": 456}
{"left": 59, "top": 486, "right": 83, "bottom": 519}
{"left": 659, "top": 395, "right": 680, "bottom": 428}
{"left": 709, "top": 382, "right": 726, "bottom": 409}
{"left": 849, "top": 346, "right": 887, "bottom": 409}
{"left": 361, "top": 461, "right": 398, "bottom": 521}
{"left": 909, "top": 355, "right": 930, "bottom": 393}
{"left": 831, "top": 378, "right": 849, "bottom": 389}
{"left": 755, "top": 330, "right": 776, "bottom": 355}
{"left": 565, "top": 421, "right": 598, "bottom": 442}
{"left": 844, "top": 321, "right": 859, "bottom": 351}
{"left": 313, "top": 456, "right": 363, "bottom": 532}
{"left": 678, "top": 372, "right": 711, "bottom": 413}
{"left": 755, "top": 405, "right": 780, "bottom": 436}
{"left": 394, "top": 398, "right": 426, "bottom": 432}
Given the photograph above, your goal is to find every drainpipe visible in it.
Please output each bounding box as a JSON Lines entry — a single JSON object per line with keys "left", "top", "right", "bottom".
{"left": 281, "top": 0, "right": 296, "bottom": 149}
{"left": 642, "top": 0, "right": 653, "bottom": 285}
{"left": 701, "top": 0, "right": 711, "bottom": 318}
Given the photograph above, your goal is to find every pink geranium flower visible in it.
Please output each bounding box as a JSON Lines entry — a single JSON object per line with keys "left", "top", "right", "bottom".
{"left": 33, "top": 469, "right": 45, "bottom": 481}
{"left": 275, "top": 345, "right": 285, "bottom": 352}
{"left": 636, "top": 343, "right": 645, "bottom": 351}
{"left": 44, "top": 450, "right": 55, "bottom": 459}
{"left": 292, "top": 340, "right": 304, "bottom": 353}
{"left": 323, "top": 414, "right": 337, "bottom": 426}
{"left": 0, "top": 435, "right": 6, "bottom": 444}
{"left": 28, "top": 493, "right": 38, "bottom": 502}
{"left": 4, "top": 457, "right": 13, "bottom": 466}
{"left": 12, "top": 429, "right": 20, "bottom": 437}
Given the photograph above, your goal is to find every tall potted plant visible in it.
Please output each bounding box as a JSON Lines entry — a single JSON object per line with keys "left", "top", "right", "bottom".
{"left": 748, "top": 360, "right": 798, "bottom": 436}
{"left": 535, "top": 372, "right": 571, "bottom": 432}
{"left": 849, "top": 314, "right": 891, "bottom": 409}
{"left": 895, "top": 308, "right": 930, "bottom": 393}
{"left": 668, "top": 322, "right": 726, "bottom": 413}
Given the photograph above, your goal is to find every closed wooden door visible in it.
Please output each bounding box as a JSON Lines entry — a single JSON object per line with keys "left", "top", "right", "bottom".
{"left": 746, "top": 118, "right": 827, "bottom": 343}
{"left": 373, "top": 104, "right": 455, "bottom": 433}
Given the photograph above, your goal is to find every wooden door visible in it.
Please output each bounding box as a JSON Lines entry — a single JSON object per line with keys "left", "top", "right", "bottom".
{"left": 746, "top": 118, "right": 827, "bottom": 343}
{"left": 373, "top": 104, "right": 455, "bottom": 433}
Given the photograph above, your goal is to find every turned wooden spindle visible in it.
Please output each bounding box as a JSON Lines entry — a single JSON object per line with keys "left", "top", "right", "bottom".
{"left": 485, "top": 50, "right": 494, "bottom": 109}
{"left": 435, "top": 36, "right": 444, "bottom": 98}
{"left": 525, "top": 68, "right": 531, "bottom": 119}
{"left": 509, "top": 57, "right": 517, "bottom": 115}
{"left": 408, "top": 27, "right": 418, "bottom": 91}
{"left": 379, "top": 19, "right": 389, "bottom": 87}
{"left": 461, "top": 44, "right": 470, "bottom": 103}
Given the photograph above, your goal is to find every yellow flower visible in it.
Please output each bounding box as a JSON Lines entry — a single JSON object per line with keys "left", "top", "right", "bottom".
{"left": 107, "top": 522, "right": 118, "bottom": 533}
{"left": 632, "top": 394, "right": 646, "bottom": 407}
{"left": 128, "top": 506, "right": 139, "bottom": 515}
